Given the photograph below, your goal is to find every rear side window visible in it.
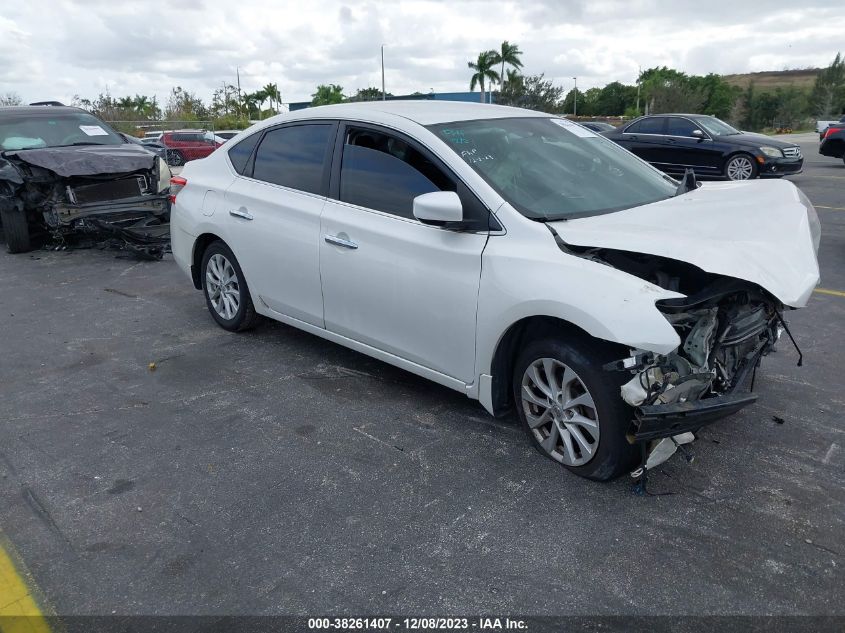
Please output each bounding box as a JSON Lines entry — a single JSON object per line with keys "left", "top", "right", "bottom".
{"left": 228, "top": 133, "right": 260, "bottom": 175}
{"left": 626, "top": 118, "right": 664, "bottom": 134}
{"left": 339, "top": 127, "right": 454, "bottom": 218}
{"left": 252, "top": 124, "right": 332, "bottom": 195}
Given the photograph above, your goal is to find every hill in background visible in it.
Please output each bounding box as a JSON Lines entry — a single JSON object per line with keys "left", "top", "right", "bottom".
{"left": 722, "top": 68, "right": 819, "bottom": 91}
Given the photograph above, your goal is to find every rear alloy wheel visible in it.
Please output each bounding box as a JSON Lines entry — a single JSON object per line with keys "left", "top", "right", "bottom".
{"left": 725, "top": 154, "right": 757, "bottom": 181}
{"left": 513, "top": 337, "right": 639, "bottom": 481}
{"left": 201, "top": 241, "right": 261, "bottom": 332}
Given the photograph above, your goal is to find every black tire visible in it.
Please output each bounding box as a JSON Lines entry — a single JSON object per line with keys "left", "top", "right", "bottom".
{"left": 0, "top": 207, "right": 32, "bottom": 254}
{"left": 167, "top": 150, "right": 185, "bottom": 167}
{"left": 724, "top": 153, "right": 759, "bottom": 181}
{"left": 200, "top": 240, "right": 261, "bottom": 332}
{"left": 513, "top": 336, "right": 639, "bottom": 481}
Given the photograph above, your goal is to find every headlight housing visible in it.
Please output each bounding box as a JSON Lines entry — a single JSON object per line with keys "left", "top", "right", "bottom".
{"left": 760, "top": 146, "right": 784, "bottom": 158}
{"left": 156, "top": 157, "right": 172, "bottom": 193}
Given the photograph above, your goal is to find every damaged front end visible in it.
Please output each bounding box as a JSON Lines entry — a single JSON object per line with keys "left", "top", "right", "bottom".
{"left": 612, "top": 278, "right": 782, "bottom": 442}
{"left": 0, "top": 145, "right": 171, "bottom": 259}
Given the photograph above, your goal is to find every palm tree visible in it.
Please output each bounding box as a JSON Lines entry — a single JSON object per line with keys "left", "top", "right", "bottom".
{"left": 494, "top": 41, "right": 523, "bottom": 97}
{"left": 262, "top": 83, "right": 281, "bottom": 114}
{"left": 468, "top": 51, "right": 500, "bottom": 103}
{"left": 254, "top": 89, "right": 268, "bottom": 117}
{"left": 242, "top": 92, "right": 260, "bottom": 119}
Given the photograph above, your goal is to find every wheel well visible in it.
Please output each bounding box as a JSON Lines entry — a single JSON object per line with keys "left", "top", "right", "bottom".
{"left": 489, "top": 316, "right": 627, "bottom": 417}
{"left": 191, "top": 233, "right": 223, "bottom": 289}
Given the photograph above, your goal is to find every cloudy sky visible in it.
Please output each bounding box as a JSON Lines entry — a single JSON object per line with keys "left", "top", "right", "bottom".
{"left": 1, "top": 0, "right": 842, "bottom": 107}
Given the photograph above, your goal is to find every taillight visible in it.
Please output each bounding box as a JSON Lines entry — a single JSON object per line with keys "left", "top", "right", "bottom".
{"left": 168, "top": 176, "right": 187, "bottom": 203}
{"left": 824, "top": 126, "right": 840, "bottom": 139}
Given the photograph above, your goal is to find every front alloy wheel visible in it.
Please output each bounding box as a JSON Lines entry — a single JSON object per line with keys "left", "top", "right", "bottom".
{"left": 725, "top": 154, "right": 756, "bottom": 180}
{"left": 513, "top": 337, "right": 639, "bottom": 481}
{"left": 521, "top": 358, "right": 600, "bottom": 467}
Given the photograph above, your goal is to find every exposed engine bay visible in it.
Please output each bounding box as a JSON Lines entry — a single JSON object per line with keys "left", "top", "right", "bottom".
{"left": 594, "top": 249, "right": 782, "bottom": 409}
{"left": 0, "top": 144, "right": 170, "bottom": 259}
{"left": 567, "top": 245, "right": 795, "bottom": 475}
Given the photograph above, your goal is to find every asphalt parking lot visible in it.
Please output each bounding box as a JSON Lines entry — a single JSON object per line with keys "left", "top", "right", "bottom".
{"left": 1, "top": 134, "right": 843, "bottom": 621}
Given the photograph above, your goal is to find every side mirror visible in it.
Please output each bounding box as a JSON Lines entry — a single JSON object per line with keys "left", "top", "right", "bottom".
{"left": 413, "top": 191, "right": 463, "bottom": 225}
{"left": 691, "top": 129, "right": 705, "bottom": 139}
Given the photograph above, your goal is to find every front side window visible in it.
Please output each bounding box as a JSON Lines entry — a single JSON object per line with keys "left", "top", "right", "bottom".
{"left": 665, "top": 117, "right": 700, "bottom": 137}
{"left": 252, "top": 124, "right": 332, "bottom": 195}
{"left": 339, "top": 127, "right": 454, "bottom": 218}
{"left": 428, "top": 117, "right": 677, "bottom": 222}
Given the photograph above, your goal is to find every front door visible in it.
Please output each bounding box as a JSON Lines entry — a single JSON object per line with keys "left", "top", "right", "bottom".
{"left": 319, "top": 124, "right": 489, "bottom": 382}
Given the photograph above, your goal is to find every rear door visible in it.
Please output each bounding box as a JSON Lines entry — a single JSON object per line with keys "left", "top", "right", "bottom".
{"left": 223, "top": 122, "right": 337, "bottom": 326}
{"left": 619, "top": 117, "right": 668, "bottom": 166}
{"left": 319, "top": 122, "right": 491, "bottom": 382}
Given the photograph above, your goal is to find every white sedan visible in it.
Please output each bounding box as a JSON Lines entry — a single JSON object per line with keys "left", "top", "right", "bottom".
{"left": 169, "top": 101, "right": 820, "bottom": 481}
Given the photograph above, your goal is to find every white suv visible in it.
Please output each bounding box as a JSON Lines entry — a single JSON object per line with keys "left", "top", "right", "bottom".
{"left": 170, "top": 102, "right": 820, "bottom": 481}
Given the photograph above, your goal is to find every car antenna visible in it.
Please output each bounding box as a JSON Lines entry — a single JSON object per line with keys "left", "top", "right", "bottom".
{"left": 675, "top": 168, "right": 698, "bottom": 195}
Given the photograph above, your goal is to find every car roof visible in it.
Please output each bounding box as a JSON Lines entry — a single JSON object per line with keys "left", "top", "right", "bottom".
{"left": 0, "top": 105, "right": 90, "bottom": 117}
{"left": 275, "top": 101, "right": 551, "bottom": 127}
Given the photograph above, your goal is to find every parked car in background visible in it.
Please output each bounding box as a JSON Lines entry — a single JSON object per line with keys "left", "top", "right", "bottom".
{"left": 816, "top": 115, "right": 845, "bottom": 136}
{"left": 819, "top": 122, "right": 845, "bottom": 165}
{"left": 581, "top": 121, "right": 617, "bottom": 133}
{"left": 159, "top": 130, "right": 222, "bottom": 165}
{"left": 0, "top": 105, "right": 171, "bottom": 256}
{"left": 169, "top": 101, "right": 819, "bottom": 481}
{"left": 602, "top": 114, "right": 803, "bottom": 180}
{"left": 143, "top": 130, "right": 164, "bottom": 141}
{"left": 215, "top": 130, "right": 241, "bottom": 140}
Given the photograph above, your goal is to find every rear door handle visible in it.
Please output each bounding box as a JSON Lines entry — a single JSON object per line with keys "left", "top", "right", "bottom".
{"left": 229, "top": 207, "right": 254, "bottom": 221}
{"left": 324, "top": 234, "right": 358, "bottom": 250}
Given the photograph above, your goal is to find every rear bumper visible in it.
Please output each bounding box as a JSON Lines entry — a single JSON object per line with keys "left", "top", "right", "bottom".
{"left": 632, "top": 393, "right": 758, "bottom": 442}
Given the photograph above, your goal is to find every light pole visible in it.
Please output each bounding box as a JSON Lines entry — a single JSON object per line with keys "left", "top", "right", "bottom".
{"left": 381, "top": 45, "right": 386, "bottom": 101}
{"left": 573, "top": 77, "right": 577, "bottom": 117}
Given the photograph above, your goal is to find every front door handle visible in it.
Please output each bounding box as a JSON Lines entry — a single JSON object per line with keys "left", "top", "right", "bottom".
{"left": 229, "top": 207, "right": 254, "bottom": 221}
{"left": 324, "top": 234, "right": 358, "bottom": 250}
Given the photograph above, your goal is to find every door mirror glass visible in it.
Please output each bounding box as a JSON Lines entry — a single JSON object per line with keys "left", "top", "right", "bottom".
{"left": 413, "top": 191, "right": 463, "bottom": 224}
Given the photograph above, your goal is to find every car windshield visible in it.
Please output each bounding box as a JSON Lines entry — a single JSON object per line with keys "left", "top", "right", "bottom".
{"left": 428, "top": 117, "right": 677, "bottom": 221}
{"left": 694, "top": 116, "right": 740, "bottom": 136}
{"left": 0, "top": 111, "right": 124, "bottom": 151}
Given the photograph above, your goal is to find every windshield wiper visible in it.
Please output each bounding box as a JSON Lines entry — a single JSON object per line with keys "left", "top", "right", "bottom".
{"left": 53, "top": 142, "right": 104, "bottom": 147}
{"left": 675, "top": 168, "right": 698, "bottom": 195}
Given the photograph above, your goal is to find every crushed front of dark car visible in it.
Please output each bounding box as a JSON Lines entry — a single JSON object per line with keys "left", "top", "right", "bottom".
{"left": 0, "top": 107, "right": 171, "bottom": 259}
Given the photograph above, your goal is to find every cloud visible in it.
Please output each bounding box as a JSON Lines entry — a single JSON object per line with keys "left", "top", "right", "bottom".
{"left": 1, "top": 0, "right": 841, "bottom": 107}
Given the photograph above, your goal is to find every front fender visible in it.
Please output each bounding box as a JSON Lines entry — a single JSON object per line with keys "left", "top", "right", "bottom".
{"left": 476, "top": 231, "right": 683, "bottom": 378}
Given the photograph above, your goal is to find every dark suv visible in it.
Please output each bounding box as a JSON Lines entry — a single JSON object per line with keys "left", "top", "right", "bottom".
{"left": 602, "top": 114, "right": 803, "bottom": 180}
{"left": 159, "top": 130, "right": 222, "bottom": 165}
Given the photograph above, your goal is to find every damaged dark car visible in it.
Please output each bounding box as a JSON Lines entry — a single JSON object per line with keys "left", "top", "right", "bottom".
{"left": 0, "top": 106, "right": 171, "bottom": 258}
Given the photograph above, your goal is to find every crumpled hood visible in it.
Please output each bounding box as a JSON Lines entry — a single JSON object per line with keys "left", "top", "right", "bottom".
{"left": 549, "top": 179, "right": 820, "bottom": 307}
{"left": 3, "top": 144, "right": 156, "bottom": 177}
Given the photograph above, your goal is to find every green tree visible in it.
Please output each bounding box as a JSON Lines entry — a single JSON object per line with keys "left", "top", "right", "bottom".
{"left": 499, "top": 74, "right": 565, "bottom": 113}
{"left": 810, "top": 52, "right": 845, "bottom": 117}
{"left": 0, "top": 92, "right": 22, "bottom": 106}
{"left": 263, "top": 83, "right": 282, "bottom": 113}
{"left": 561, "top": 87, "right": 585, "bottom": 115}
{"left": 311, "top": 84, "right": 344, "bottom": 106}
{"left": 594, "top": 81, "right": 638, "bottom": 116}
{"left": 347, "top": 87, "right": 391, "bottom": 102}
{"left": 468, "top": 50, "right": 500, "bottom": 103}
{"left": 491, "top": 41, "right": 523, "bottom": 96}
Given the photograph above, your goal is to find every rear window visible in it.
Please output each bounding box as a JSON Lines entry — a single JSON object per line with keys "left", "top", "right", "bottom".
{"left": 228, "top": 133, "right": 260, "bottom": 175}
{"left": 626, "top": 118, "right": 664, "bottom": 134}
{"left": 251, "top": 124, "right": 332, "bottom": 195}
